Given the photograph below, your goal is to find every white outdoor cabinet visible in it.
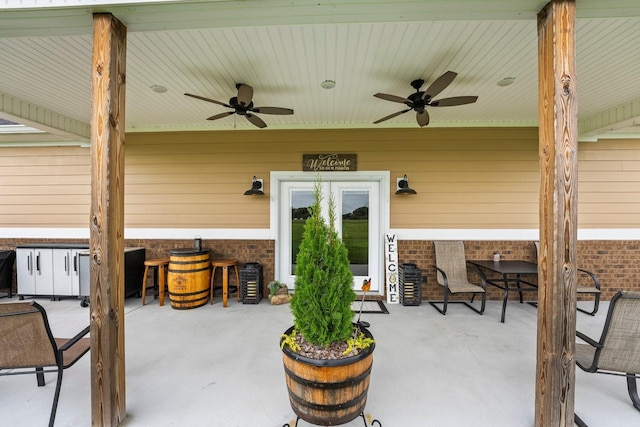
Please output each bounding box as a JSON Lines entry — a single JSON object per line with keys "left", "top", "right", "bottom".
{"left": 17, "top": 244, "right": 88, "bottom": 299}
{"left": 16, "top": 247, "right": 55, "bottom": 297}
{"left": 52, "top": 248, "right": 82, "bottom": 296}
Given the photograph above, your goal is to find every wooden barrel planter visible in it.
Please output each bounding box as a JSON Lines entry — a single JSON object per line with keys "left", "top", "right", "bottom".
{"left": 281, "top": 325, "right": 375, "bottom": 426}
{"left": 167, "top": 249, "right": 211, "bottom": 309}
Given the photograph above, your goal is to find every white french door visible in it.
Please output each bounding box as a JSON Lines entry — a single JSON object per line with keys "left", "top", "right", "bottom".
{"left": 273, "top": 172, "right": 389, "bottom": 295}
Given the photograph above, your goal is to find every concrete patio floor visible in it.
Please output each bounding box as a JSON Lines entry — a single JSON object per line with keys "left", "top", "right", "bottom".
{"left": 1, "top": 294, "right": 638, "bottom": 426}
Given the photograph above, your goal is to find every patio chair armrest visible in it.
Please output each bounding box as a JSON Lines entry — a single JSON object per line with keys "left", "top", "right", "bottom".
{"left": 466, "top": 262, "right": 488, "bottom": 288}
{"left": 576, "top": 330, "right": 602, "bottom": 348}
{"left": 432, "top": 265, "right": 449, "bottom": 288}
{"left": 578, "top": 268, "right": 601, "bottom": 290}
{"left": 58, "top": 325, "right": 90, "bottom": 352}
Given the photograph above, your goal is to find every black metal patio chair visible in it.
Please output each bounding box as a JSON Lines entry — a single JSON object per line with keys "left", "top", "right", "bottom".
{"left": 574, "top": 290, "right": 640, "bottom": 426}
{"left": 0, "top": 301, "right": 90, "bottom": 427}
{"left": 534, "top": 242, "right": 601, "bottom": 315}
{"left": 430, "top": 241, "right": 487, "bottom": 315}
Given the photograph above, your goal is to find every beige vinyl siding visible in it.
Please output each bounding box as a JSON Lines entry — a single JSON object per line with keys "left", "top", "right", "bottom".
{"left": 578, "top": 139, "right": 640, "bottom": 227}
{"left": 1, "top": 127, "right": 640, "bottom": 230}
{"left": 385, "top": 128, "right": 539, "bottom": 228}
{"left": 0, "top": 146, "right": 90, "bottom": 226}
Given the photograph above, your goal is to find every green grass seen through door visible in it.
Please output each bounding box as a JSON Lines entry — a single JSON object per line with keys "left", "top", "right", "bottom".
{"left": 291, "top": 219, "right": 368, "bottom": 264}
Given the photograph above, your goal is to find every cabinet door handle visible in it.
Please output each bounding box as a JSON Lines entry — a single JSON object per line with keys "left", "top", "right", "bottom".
{"left": 27, "top": 253, "right": 33, "bottom": 274}
{"left": 73, "top": 254, "right": 78, "bottom": 275}
{"left": 65, "top": 254, "right": 69, "bottom": 275}
{"left": 36, "top": 252, "right": 41, "bottom": 275}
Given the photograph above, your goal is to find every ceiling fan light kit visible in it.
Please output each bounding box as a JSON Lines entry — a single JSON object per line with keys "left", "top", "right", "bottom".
{"left": 185, "top": 83, "right": 294, "bottom": 129}
{"left": 373, "top": 71, "right": 478, "bottom": 127}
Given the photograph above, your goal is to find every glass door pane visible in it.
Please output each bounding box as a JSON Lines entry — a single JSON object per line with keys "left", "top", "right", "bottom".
{"left": 290, "top": 188, "right": 314, "bottom": 275}
{"left": 332, "top": 182, "right": 378, "bottom": 291}
{"left": 340, "top": 189, "right": 369, "bottom": 277}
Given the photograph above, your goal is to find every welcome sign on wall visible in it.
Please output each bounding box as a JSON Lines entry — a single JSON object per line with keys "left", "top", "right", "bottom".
{"left": 385, "top": 233, "right": 399, "bottom": 304}
{"left": 302, "top": 154, "right": 357, "bottom": 171}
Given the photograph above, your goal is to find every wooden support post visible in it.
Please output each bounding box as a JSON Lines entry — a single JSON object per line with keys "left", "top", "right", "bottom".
{"left": 535, "top": 1, "right": 578, "bottom": 426}
{"left": 90, "top": 13, "right": 127, "bottom": 426}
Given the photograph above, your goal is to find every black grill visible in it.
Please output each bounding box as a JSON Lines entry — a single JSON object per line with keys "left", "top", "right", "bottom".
{"left": 240, "top": 263, "right": 263, "bottom": 304}
{"left": 399, "top": 263, "right": 422, "bottom": 306}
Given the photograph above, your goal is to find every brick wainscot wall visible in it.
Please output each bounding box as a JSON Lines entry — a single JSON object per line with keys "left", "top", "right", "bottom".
{"left": 1, "top": 239, "right": 637, "bottom": 302}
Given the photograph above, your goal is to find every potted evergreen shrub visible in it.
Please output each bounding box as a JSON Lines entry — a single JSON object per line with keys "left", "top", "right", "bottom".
{"left": 280, "top": 179, "right": 377, "bottom": 427}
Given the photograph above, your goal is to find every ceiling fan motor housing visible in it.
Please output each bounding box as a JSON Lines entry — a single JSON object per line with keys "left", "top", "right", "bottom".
{"left": 229, "top": 97, "right": 253, "bottom": 114}
{"left": 407, "top": 92, "right": 426, "bottom": 109}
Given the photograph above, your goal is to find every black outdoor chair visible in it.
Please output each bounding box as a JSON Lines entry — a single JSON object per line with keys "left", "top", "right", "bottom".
{"left": 534, "top": 242, "right": 601, "bottom": 315}
{"left": 0, "top": 301, "right": 90, "bottom": 427}
{"left": 574, "top": 290, "right": 640, "bottom": 426}
{"left": 430, "top": 241, "right": 487, "bottom": 315}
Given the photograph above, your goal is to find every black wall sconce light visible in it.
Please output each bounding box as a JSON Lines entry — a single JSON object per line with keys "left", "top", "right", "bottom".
{"left": 244, "top": 176, "right": 264, "bottom": 196}
{"left": 396, "top": 174, "right": 417, "bottom": 195}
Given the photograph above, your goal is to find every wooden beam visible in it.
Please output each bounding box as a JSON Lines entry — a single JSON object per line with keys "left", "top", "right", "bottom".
{"left": 90, "top": 13, "right": 127, "bottom": 426}
{"left": 535, "top": 1, "right": 578, "bottom": 426}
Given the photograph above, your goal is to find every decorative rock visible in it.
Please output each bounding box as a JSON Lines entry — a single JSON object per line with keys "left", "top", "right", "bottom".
{"left": 271, "top": 294, "right": 291, "bottom": 305}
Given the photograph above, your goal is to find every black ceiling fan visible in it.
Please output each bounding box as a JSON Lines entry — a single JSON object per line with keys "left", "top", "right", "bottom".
{"left": 185, "top": 83, "right": 294, "bottom": 128}
{"left": 373, "top": 71, "right": 478, "bottom": 127}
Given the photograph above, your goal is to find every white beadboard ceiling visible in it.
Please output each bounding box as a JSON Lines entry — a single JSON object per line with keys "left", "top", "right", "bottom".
{"left": 0, "top": 0, "right": 639, "bottom": 144}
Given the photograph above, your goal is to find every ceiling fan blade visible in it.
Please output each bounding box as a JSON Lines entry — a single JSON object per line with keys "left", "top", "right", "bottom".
{"left": 416, "top": 109, "right": 430, "bottom": 127}
{"left": 245, "top": 113, "right": 267, "bottom": 128}
{"left": 374, "top": 93, "right": 411, "bottom": 104}
{"left": 373, "top": 109, "right": 411, "bottom": 124}
{"left": 184, "top": 93, "right": 232, "bottom": 108}
{"left": 431, "top": 96, "right": 478, "bottom": 107}
{"left": 423, "top": 71, "right": 457, "bottom": 100}
{"left": 252, "top": 106, "right": 294, "bottom": 115}
{"left": 236, "top": 84, "right": 253, "bottom": 107}
{"left": 207, "top": 111, "right": 235, "bottom": 121}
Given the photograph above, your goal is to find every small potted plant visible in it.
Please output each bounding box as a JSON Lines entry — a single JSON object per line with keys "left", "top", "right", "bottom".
{"left": 280, "top": 179, "right": 377, "bottom": 426}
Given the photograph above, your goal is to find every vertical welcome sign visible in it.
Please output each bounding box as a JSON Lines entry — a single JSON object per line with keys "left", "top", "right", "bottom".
{"left": 385, "top": 233, "right": 399, "bottom": 304}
